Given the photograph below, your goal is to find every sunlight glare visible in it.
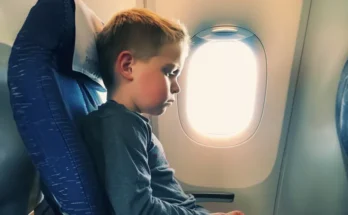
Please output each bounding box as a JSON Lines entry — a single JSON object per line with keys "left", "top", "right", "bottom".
{"left": 186, "top": 41, "right": 257, "bottom": 137}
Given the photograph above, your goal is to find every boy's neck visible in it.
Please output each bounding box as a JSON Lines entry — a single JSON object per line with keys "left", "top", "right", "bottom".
{"left": 108, "top": 89, "right": 140, "bottom": 113}
{"left": 108, "top": 91, "right": 151, "bottom": 120}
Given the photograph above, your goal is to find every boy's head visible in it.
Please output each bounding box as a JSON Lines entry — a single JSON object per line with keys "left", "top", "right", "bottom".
{"left": 96, "top": 8, "right": 190, "bottom": 115}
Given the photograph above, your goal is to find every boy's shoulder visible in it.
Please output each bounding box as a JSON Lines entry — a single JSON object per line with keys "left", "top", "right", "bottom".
{"left": 83, "top": 100, "right": 150, "bottom": 131}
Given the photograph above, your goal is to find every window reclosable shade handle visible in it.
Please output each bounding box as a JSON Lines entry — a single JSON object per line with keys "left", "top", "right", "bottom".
{"left": 196, "top": 26, "right": 254, "bottom": 41}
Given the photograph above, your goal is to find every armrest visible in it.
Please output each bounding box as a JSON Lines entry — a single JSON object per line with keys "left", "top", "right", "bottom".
{"left": 191, "top": 193, "right": 235, "bottom": 203}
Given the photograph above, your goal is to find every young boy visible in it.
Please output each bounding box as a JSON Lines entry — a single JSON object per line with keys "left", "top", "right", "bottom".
{"left": 80, "top": 8, "right": 244, "bottom": 215}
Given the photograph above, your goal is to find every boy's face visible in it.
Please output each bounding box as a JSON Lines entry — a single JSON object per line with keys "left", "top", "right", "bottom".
{"left": 131, "top": 42, "right": 186, "bottom": 115}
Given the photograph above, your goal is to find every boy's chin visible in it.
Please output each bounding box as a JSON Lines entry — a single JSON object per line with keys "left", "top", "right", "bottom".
{"left": 146, "top": 106, "right": 168, "bottom": 116}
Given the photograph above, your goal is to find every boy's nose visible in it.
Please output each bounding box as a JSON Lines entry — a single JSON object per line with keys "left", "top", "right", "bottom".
{"left": 171, "top": 81, "right": 181, "bottom": 94}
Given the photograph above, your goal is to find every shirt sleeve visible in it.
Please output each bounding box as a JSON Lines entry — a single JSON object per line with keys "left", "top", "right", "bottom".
{"left": 98, "top": 114, "right": 209, "bottom": 215}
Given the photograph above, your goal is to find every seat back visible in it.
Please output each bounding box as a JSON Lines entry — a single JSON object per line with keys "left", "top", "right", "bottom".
{"left": 336, "top": 60, "right": 348, "bottom": 159}
{"left": 7, "top": 0, "right": 107, "bottom": 214}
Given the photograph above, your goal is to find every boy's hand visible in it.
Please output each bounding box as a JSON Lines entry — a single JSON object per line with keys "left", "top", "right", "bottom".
{"left": 211, "top": 211, "right": 245, "bottom": 215}
{"left": 226, "top": 211, "right": 244, "bottom": 215}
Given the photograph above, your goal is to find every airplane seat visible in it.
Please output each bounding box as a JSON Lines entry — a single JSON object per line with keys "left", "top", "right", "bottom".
{"left": 336, "top": 60, "right": 348, "bottom": 159}
{"left": 7, "top": 0, "right": 108, "bottom": 214}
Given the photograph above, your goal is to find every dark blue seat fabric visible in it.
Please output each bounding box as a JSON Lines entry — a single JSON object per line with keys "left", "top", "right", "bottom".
{"left": 7, "top": 0, "right": 107, "bottom": 214}
{"left": 336, "top": 60, "right": 348, "bottom": 158}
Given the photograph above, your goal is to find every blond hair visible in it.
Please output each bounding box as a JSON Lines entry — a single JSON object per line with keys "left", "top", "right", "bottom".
{"left": 96, "top": 8, "right": 190, "bottom": 90}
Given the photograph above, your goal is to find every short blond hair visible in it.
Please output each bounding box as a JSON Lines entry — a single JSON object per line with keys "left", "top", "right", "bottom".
{"left": 96, "top": 8, "right": 190, "bottom": 90}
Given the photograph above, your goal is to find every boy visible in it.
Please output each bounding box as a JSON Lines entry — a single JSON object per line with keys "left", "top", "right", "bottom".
{"left": 80, "top": 8, "right": 244, "bottom": 215}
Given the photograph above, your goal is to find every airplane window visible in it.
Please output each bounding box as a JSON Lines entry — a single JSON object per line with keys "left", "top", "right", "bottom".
{"left": 186, "top": 40, "right": 257, "bottom": 136}
{"left": 177, "top": 26, "right": 266, "bottom": 146}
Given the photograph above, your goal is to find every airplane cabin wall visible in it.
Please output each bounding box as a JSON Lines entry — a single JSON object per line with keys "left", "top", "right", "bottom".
{"left": 276, "top": 0, "right": 348, "bottom": 214}
{"left": 0, "top": 0, "right": 36, "bottom": 46}
{"left": 83, "top": 0, "right": 137, "bottom": 21}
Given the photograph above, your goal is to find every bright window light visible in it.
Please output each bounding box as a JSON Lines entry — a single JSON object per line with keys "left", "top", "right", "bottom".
{"left": 185, "top": 41, "right": 257, "bottom": 137}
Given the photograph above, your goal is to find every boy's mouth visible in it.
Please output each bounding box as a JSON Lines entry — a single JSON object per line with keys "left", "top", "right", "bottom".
{"left": 164, "top": 100, "right": 175, "bottom": 106}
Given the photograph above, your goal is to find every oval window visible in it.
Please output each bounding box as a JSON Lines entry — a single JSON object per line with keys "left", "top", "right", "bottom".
{"left": 177, "top": 26, "right": 266, "bottom": 147}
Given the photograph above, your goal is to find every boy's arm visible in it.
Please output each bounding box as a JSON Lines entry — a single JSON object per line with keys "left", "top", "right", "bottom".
{"left": 94, "top": 114, "right": 209, "bottom": 215}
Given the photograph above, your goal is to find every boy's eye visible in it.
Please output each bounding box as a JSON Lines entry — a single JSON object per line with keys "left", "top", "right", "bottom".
{"left": 163, "top": 68, "right": 178, "bottom": 77}
{"left": 164, "top": 71, "right": 171, "bottom": 77}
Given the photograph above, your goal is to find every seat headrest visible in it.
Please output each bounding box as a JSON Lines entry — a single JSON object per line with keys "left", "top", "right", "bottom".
{"left": 73, "top": 0, "right": 104, "bottom": 87}
{"left": 336, "top": 60, "right": 348, "bottom": 158}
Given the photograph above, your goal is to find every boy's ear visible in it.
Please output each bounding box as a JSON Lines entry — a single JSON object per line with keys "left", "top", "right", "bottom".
{"left": 115, "top": 50, "right": 134, "bottom": 81}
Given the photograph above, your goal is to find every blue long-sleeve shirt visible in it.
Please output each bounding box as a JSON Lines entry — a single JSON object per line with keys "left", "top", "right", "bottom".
{"left": 80, "top": 100, "right": 210, "bottom": 215}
